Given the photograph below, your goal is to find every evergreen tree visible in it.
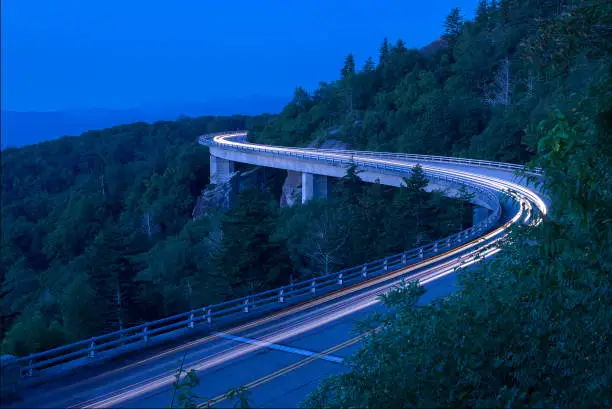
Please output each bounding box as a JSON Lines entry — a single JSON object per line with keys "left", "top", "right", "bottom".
{"left": 455, "top": 185, "right": 475, "bottom": 230}
{"left": 443, "top": 8, "right": 464, "bottom": 44}
{"left": 341, "top": 53, "right": 356, "bottom": 79}
{"left": 292, "top": 86, "right": 311, "bottom": 111}
{"left": 85, "top": 226, "right": 139, "bottom": 333}
{"left": 488, "top": 0, "right": 499, "bottom": 28}
{"left": 403, "top": 165, "right": 430, "bottom": 244}
{"left": 353, "top": 181, "right": 391, "bottom": 262}
{"left": 475, "top": 0, "right": 489, "bottom": 26}
{"left": 334, "top": 162, "right": 364, "bottom": 208}
{"left": 379, "top": 37, "right": 390, "bottom": 65}
{"left": 362, "top": 56, "right": 375, "bottom": 73}
{"left": 216, "top": 189, "right": 288, "bottom": 295}
{"left": 394, "top": 39, "right": 407, "bottom": 54}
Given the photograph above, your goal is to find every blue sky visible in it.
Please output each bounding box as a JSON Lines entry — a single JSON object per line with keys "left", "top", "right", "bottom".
{"left": 1, "top": 0, "right": 477, "bottom": 112}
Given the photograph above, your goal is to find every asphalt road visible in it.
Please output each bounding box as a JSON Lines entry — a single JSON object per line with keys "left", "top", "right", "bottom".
{"left": 4, "top": 191, "right": 527, "bottom": 409}
{"left": 5, "top": 250, "right": 466, "bottom": 409}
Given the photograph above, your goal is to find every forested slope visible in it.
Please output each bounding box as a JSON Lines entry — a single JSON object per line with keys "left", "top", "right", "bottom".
{"left": 301, "top": 0, "right": 611, "bottom": 407}
{"left": 1, "top": 114, "right": 470, "bottom": 355}
{"left": 250, "top": 0, "right": 605, "bottom": 169}
{"left": 1, "top": 116, "right": 251, "bottom": 353}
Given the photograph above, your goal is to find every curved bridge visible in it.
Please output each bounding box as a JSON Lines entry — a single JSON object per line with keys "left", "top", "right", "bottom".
{"left": 203, "top": 131, "right": 547, "bottom": 217}
{"left": 4, "top": 132, "right": 549, "bottom": 408}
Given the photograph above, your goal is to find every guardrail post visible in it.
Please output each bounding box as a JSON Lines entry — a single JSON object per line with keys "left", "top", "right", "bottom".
{"left": 279, "top": 287, "right": 285, "bottom": 303}
{"left": 28, "top": 360, "right": 33, "bottom": 377}
{"left": 243, "top": 298, "right": 249, "bottom": 313}
{"left": 88, "top": 338, "right": 96, "bottom": 359}
{"left": 383, "top": 258, "right": 388, "bottom": 271}
{"left": 446, "top": 237, "right": 451, "bottom": 247}
{"left": 433, "top": 242, "right": 438, "bottom": 253}
{"left": 188, "top": 312, "right": 195, "bottom": 329}
{"left": 143, "top": 324, "right": 149, "bottom": 342}
{"left": 311, "top": 280, "right": 316, "bottom": 295}
{"left": 362, "top": 265, "right": 367, "bottom": 278}
{"left": 419, "top": 247, "right": 424, "bottom": 259}
{"left": 206, "top": 308, "right": 212, "bottom": 325}
{"left": 401, "top": 253, "right": 407, "bottom": 264}
{"left": 338, "top": 273, "right": 343, "bottom": 285}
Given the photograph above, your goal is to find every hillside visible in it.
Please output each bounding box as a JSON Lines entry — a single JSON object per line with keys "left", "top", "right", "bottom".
{"left": 1, "top": 116, "right": 469, "bottom": 355}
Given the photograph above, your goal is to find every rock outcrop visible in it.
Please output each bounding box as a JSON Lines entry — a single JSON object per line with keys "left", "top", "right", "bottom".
{"left": 279, "top": 138, "right": 351, "bottom": 208}
{"left": 192, "top": 171, "right": 239, "bottom": 220}
{"left": 192, "top": 167, "right": 269, "bottom": 220}
{"left": 280, "top": 171, "right": 302, "bottom": 207}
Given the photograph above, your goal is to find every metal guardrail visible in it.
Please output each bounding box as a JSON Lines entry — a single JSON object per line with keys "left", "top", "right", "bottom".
{"left": 12, "top": 131, "right": 506, "bottom": 382}
{"left": 199, "top": 130, "right": 543, "bottom": 176}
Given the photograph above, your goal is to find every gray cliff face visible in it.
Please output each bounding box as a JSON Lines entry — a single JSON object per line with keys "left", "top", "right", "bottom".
{"left": 279, "top": 138, "right": 350, "bottom": 208}
{"left": 192, "top": 167, "right": 268, "bottom": 220}
{"left": 280, "top": 170, "right": 302, "bottom": 207}
{"left": 192, "top": 171, "right": 239, "bottom": 220}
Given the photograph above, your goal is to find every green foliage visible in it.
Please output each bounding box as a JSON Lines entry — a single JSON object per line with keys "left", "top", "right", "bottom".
{"left": 443, "top": 7, "right": 464, "bottom": 44}
{"left": 341, "top": 53, "right": 356, "bottom": 79}
{"left": 226, "top": 386, "right": 254, "bottom": 409}
{"left": 1, "top": 115, "right": 250, "bottom": 354}
{"left": 248, "top": 1, "right": 608, "bottom": 166}
{"left": 302, "top": 1, "right": 612, "bottom": 407}
{"left": 275, "top": 164, "right": 472, "bottom": 275}
{"left": 169, "top": 357, "right": 206, "bottom": 409}
{"left": 216, "top": 189, "right": 290, "bottom": 295}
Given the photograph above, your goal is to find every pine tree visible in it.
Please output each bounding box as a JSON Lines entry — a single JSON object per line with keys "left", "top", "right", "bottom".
{"left": 292, "top": 86, "right": 310, "bottom": 110}
{"left": 394, "top": 39, "right": 407, "bottom": 54}
{"left": 341, "top": 53, "right": 356, "bottom": 79}
{"left": 484, "top": 57, "right": 512, "bottom": 106}
{"left": 443, "top": 8, "right": 464, "bottom": 44}
{"left": 456, "top": 185, "right": 475, "bottom": 230}
{"left": 362, "top": 56, "right": 375, "bottom": 73}
{"left": 334, "top": 162, "right": 364, "bottom": 212}
{"left": 475, "top": 0, "right": 489, "bottom": 26}
{"left": 86, "top": 227, "right": 138, "bottom": 333}
{"left": 216, "top": 189, "right": 287, "bottom": 295}
{"left": 379, "top": 37, "right": 390, "bottom": 65}
{"left": 404, "top": 165, "right": 429, "bottom": 244}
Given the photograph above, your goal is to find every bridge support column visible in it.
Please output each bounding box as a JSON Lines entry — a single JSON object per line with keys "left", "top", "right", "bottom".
{"left": 210, "top": 155, "right": 235, "bottom": 184}
{"left": 473, "top": 206, "right": 489, "bottom": 227}
{"left": 302, "top": 173, "right": 328, "bottom": 204}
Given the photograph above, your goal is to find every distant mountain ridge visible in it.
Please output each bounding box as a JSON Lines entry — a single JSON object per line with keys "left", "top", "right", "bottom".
{"left": 1, "top": 95, "right": 289, "bottom": 149}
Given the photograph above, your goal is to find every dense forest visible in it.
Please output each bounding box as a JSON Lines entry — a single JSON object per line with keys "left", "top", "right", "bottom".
{"left": 1, "top": 110, "right": 469, "bottom": 353}
{"left": 2, "top": 0, "right": 610, "bottom": 406}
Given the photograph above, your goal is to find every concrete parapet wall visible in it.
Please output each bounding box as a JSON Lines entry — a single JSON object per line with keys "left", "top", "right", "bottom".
{"left": 210, "top": 147, "right": 496, "bottom": 210}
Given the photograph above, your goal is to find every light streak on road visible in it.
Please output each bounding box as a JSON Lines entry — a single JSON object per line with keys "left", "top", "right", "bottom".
{"left": 74, "top": 239, "right": 508, "bottom": 408}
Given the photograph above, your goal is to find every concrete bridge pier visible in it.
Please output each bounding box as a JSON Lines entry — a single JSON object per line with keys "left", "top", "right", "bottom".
{"left": 473, "top": 206, "right": 489, "bottom": 227}
{"left": 302, "top": 173, "right": 329, "bottom": 204}
{"left": 210, "top": 155, "right": 235, "bottom": 184}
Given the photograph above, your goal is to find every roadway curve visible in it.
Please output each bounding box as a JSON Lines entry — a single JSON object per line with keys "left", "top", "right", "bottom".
{"left": 6, "top": 132, "right": 548, "bottom": 408}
